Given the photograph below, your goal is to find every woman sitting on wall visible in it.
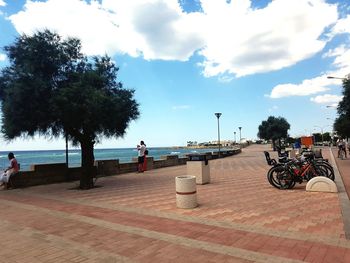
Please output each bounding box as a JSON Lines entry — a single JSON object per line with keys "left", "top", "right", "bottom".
{"left": 0, "top": 152, "right": 19, "bottom": 189}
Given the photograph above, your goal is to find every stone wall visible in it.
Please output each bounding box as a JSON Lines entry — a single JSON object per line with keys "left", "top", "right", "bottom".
{"left": 10, "top": 148, "right": 242, "bottom": 188}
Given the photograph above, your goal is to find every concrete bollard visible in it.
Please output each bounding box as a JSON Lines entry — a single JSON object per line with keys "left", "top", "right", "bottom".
{"left": 306, "top": 177, "right": 337, "bottom": 193}
{"left": 187, "top": 161, "right": 210, "bottom": 185}
{"left": 175, "top": 176, "right": 198, "bottom": 209}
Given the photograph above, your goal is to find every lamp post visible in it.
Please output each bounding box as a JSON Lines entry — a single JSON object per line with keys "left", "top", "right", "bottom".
{"left": 238, "top": 127, "right": 242, "bottom": 143}
{"left": 327, "top": 76, "right": 348, "bottom": 80}
{"left": 234, "top": 131, "right": 236, "bottom": 144}
{"left": 215, "top": 113, "right": 222, "bottom": 158}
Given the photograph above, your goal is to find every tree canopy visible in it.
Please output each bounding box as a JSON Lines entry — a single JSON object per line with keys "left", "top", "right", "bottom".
{"left": 0, "top": 30, "right": 140, "bottom": 189}
{"left": 334, "top": 114, "right": 350, "bottom": 139}
{"left": 258, "top": 116, "right": 290, "bottom": 140}
{"left": 335, "top": 79, "right": 350, "bottom": 138}
{"left": 257, "top": 116, "right": 290, "bottom": 150}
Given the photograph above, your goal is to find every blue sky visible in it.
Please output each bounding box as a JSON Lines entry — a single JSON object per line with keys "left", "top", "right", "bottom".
{"left": 0, "top": 0, "right": 349, "bottom": 150}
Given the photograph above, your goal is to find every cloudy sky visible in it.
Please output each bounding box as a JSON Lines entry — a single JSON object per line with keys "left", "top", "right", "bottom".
{"left": 0, "top": 0, "right": 349, "bottom": 150}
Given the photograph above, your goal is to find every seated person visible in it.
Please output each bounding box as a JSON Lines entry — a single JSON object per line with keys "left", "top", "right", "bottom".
{"left": 0, "top": 152, "right": 19, "bottom": 189}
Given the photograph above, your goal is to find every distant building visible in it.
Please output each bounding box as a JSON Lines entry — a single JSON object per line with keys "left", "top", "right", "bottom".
{"left": 187, "top": 141, "right": 198, "bottom": 147}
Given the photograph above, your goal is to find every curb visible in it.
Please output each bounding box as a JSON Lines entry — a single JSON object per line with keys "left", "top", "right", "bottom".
{"left": 329, "top": 147, "right": 350, "bottom": 239}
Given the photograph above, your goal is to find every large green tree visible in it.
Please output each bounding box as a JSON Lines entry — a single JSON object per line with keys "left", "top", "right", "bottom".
{"left": 334, "top": 114, "right": 350, "bottom": 139}
{"left": 335, "top": 78, "right": 350, "bottom": 138}
{"left": 0, "top": 30, "right": 139, "bottom": 189}
{"left": 257, "top": 116, "right": 290, "bottom": 150}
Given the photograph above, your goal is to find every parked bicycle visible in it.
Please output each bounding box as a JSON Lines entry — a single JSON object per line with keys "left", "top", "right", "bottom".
{"left": 264, "top": 151, "right": 334, "bottom": 190}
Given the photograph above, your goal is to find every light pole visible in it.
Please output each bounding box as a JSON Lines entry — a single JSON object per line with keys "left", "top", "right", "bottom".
{"left": 238, "top": 127, "right": 242, "bottom": 143}
{"left": 327, "top": 76, "right": 348, "bottom": 80}
{"left": 234, "top": 131, "right": 236, "bottom": 144}
{"left": 215, "top": 113, "right": 222, "bottom": 158}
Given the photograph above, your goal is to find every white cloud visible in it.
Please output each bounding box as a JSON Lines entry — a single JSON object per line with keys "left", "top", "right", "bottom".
{"left": 10, "top": 0, "right": 204, "bottom": 60}
{"left": 0, "top": 0, "right": 6, "bottom": 7}
{"left": 269, "top": 27, "right": 350, "bottom": 99}
{"left": 269, "top": 75, "right": 331, "bottom": 98}
{"left": 0, "top": 53, "right": 6, "bottom": 61}
{"left": 9, "top": 0, "right": 339, "bottom": 78}
{"left": 310, "top": 94, "right": 343, "bottom": 104}
{"left": 172, "top": 105, "right": 190, "bottom": 110}
{"left": 198, "top": 0, "right": 338, "bottom": 77}
{"left": 330, "top": 14, "right": 350, "bottom": 36}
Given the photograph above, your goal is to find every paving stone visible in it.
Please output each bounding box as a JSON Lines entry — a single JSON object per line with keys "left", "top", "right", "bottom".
{"left": 0, "top": 145, "right": 349, "bottom": 262}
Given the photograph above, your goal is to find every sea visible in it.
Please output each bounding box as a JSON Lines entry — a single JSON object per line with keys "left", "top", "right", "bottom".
{"left": 0, "top": 147, "right": 221, "bottom": 171}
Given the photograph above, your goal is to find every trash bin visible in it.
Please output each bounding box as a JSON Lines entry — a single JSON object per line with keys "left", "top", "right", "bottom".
{"left": 175, "top": 176, "right": 197, "bottom": 209}
{"left": 187, "top": 154, "right": 210, "bottom": 185}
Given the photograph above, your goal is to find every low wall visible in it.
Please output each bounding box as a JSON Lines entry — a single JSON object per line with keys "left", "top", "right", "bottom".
{"left": 10, "top": 148, "right": 242, "bottom": 188}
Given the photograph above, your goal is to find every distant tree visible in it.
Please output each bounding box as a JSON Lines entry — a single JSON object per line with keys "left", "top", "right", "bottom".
{"left": 286, "top": 136, "right": 296, "bottom": 145}
{"left": 257, "top": 116, "right": 290, "bottom": 150}
{"left": 335, "top": 78, "right": 350, "bottom": 139}
{"left": 323, "top": 132, "right": 331, "bottom": 142}
{"left": 0, "top": 30, "right": 139, "bottom": 189}
{"left": 312, "top": 133, "right": 322, "bottom": 144}
{"left": 338, "top": 78, "right": 350, "bottom": 117}
{"left": 334, "top": 114, "right": 350, "bottom": 139}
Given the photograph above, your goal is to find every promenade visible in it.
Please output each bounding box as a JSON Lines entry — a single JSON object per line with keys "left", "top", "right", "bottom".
{"left": 0, "top": 144, "right": 350, "bottom": 262}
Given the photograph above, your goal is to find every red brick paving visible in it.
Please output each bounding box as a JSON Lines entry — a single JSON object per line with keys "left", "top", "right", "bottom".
{"left": 0, "top": 144, "right": 350, "bottom": 262}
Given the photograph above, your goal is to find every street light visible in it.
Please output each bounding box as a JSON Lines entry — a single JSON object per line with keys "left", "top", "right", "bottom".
{"left": 215, "top": 113, "right": 222, "bottom": 158}
{"left": 238, "top": 127, "right": 242, "bottom": 143}
{"left": 327, "top": 76, "right": 347, "bottom": 80}
{"left": 234, "top": 131, "right": 236, "bottom": 144}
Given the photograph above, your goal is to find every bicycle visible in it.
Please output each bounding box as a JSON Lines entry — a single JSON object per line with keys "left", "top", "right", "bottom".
{"left": 265, "top": 153, "right": 334, "bottom": 190}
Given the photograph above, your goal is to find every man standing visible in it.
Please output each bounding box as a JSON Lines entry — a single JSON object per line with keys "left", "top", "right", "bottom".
{"left": 137, "top": 141, "right": 146, "bottom": 173}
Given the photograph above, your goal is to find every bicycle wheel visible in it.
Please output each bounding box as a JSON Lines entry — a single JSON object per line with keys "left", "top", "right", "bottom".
{"left": 267, "top": 165, "right": 295, "bottom": 189}
{"left": 315, "top": 160, "right": 334, "bottom": 172}
{"left": 267, "top": 165, "right": 282, "bottom": 189}
{"left": 315, "top": 163, "right": 335, "bottom": 180}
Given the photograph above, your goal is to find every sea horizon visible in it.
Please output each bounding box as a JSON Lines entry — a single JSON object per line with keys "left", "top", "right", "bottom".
{"left": 0, "top": 146, "right": 224, "bottom": 171}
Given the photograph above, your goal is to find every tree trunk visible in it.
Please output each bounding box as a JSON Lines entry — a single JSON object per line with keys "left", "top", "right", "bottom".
{"left": 80, "top": 139, "right": 95, "bottom": 189}
{"left": 272, "top": 140, "right": 277, "bottom": 151}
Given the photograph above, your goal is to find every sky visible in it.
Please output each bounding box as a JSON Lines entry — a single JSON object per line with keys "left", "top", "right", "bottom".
{"left": 0, "top": 0, "right": 349, "bottom": 150}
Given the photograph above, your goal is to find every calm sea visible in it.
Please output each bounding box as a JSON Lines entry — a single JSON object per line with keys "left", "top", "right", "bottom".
{"left": 0, "top": 147, "right": 221, "bottom": 171}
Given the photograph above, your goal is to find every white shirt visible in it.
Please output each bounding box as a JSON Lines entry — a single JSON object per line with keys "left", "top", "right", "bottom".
{"left": 138, "top": 145, "right": 146, "bottom": 157}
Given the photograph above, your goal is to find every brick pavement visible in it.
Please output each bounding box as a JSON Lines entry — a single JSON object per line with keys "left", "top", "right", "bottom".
{"left": 0, "top": 144, "right": 350, "bottom": 262}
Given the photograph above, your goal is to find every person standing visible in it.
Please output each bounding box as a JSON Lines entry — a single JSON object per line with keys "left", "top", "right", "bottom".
{"left": 143, "top": 146, "right": 148, "bottom": 172}
{"left": 0, "top": 152, "right": 19, "bottom": 189}
{"left": 337, "top": 138, "right": 347, "bottom": 158}
{"left": 137, "top": 141, "right": 146, "bottom": 173}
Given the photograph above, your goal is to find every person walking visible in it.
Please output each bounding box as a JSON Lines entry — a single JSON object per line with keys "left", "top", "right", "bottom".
{"left": 137, "top": 141, "right": 146, "bottom": 173}
{"left": 337, "top": 138, "right": 347, "bottom": 159}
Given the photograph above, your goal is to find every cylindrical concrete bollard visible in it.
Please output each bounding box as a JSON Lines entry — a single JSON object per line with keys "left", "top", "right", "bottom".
{"left": 175, "top": 176, "right": 197, "bottom": 209}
